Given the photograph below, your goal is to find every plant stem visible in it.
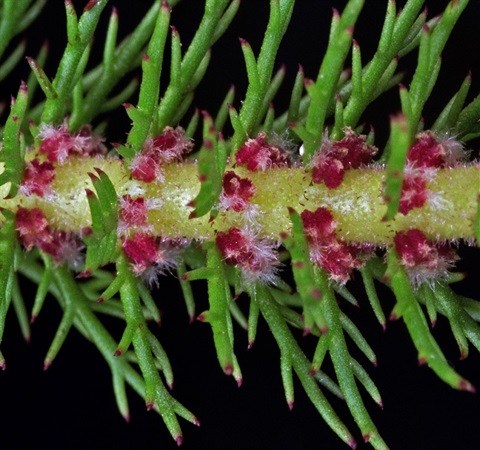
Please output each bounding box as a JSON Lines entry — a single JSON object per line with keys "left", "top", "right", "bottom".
{"left": 9, "top": 157, "right": 480, "bottom": 243}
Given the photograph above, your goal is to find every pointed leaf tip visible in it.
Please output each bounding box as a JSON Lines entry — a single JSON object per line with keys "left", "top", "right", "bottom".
{"left": 84, "top": 0, "right": 99, "bottom": 12}
{"left": 459, "top": 379, "right": 476, "bottom": 393}
{"left": 235, "top": 375, "right": 243, "bottom": 388}
{"left": 146, "top": 401, "right": 155, "bottom": 411}
{"left": 223, "top": 364, "right": 233, "bottom": 376}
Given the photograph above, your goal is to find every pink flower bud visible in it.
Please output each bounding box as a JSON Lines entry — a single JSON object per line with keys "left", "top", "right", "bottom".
{"left": 311, "top": 129, "right": 377, "bottom": 189}
{"left": 216, "top": 227, "right": 280, "bottom": 283}
{"left": 130, "top": 127, "right": 192, "bottom": 182}
{"left": 219, "top": 171, "right": 256, "bottom": 212}
{"left": 394, "top": 228, "right": 458, "bottom": 285}
{"left": 20, "top": 159, "right": 55, "bottom": 197}
{"left": 235, "top": 132, "right": 291, "bottom": 171}
{"left": 301, "top": 207, "right": 365, "bottom": 283}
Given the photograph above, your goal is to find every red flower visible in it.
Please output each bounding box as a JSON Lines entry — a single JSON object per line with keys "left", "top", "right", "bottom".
{"left": 235, "top": 132, "right": 291, "bottom": 171}
{"left": 216, "top": 227, "right": 279, "bottom": 283}
{"left": 311, "top": 129, "right": 377, "bottom": 189}
{"left": 301, "top": 207, "right": 365, "bottom": 283}
{"left": 407, "top": 131, "right": 464, "bottom": 169}
{"left": 398, "top": 169, "right": 429, "bottom": 215}
{"left": 16, "top": 207, "right": 53, "bottom": 251}
{"left": 38, "top": 123, "right": 106, "bottom": 163}
{"left": 219, "top": 171, "right": 256, "bottom": 212}
{"left": 129, "top": 127, "right": 192, "bottom": 183}
{"left": 394, "top": 228, "right": 458, "bottom": 285}
{"left": 20, "top": 159, "right": 55, "bottom": 197}
{"left": 122, "top": 233, "right": 163, "bottom": 274}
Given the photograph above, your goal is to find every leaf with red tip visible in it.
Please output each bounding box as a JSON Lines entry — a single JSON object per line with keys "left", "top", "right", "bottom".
{"left": 360, "top": 265, "right": 387, "bottom": 329}
{"left": 386, "top": 249, "right": 474, "bottom": 391}
{"left": 201, "top": 243, "right": 242, "bottom": 383}
{"left": 281, "top": 352, "right": 295, "bottom": 410}
{"left": 188, "top": 114, "right": 226, "bottom": 218}
{"left": 315, "top": 269, "right": 387, "bottom": 449}
{"left": 0, "top": 82, "right": 28, "bottom": 197}
{"left": 84, "top": 169, "right": 119, "bottom": 273}
{"left": 281, "top": 208, "right": 328, "bottom": 334}
{"left": 26, "top": 57, "right": 57, "bottom": 100}
{"left": 350, "top": 358, "right": 383, "bottom": 408}
{"left": 177, "top": 263, "right": 196, "bottom": 322}
{"left": 383, "top": 113, "right": 410, "bottom": 220}
{"left": 84, "top": 0, "right": 99, "bottom": 12}
{"left": 0, "top": 211, "right": 21, "bottom": 370}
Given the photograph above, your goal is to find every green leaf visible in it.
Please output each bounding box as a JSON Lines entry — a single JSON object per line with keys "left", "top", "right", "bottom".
{"left": 315, "top": 269, "right": 387, "bottom": 449}
{"left": 0, "top": 82, "right": 28, "bottom": 197}
{"left": 432, "top": 72, "right": 471, "bottom": 134}
{"left": 383, "top": 113, "right": 410, "bottom": 220}
{"left": 201, "top": 243, "right": 242, "bottom": 385}
{"left": 281, "top": 207, "right": 327, "bottom": 334}
{"left": 188, "top": 113, "right": 226, "bottom": 219}
{"left": 385, "top": 250, "right": 474, "bottom": 392}
{"left": 83, "top": 169, "right": 119, "bottom": 274}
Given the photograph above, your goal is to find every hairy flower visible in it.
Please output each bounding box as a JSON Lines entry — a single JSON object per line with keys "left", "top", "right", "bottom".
{"left": 122, "top": 233, "right": 180, "bottom": 286}
{"left": 394, "top": 228, "right": 458, "bottom": 285}
{"left": 20, "top": 159, "right": 55, "bottom": 197}
{"left": 130, "top": 127, "right": 193, "bottom": 182}
{"left": 216, "top": 227, "right": 280, "bottom": 283}
{"left": 311, "top": 128, "right": 377, "bottom": 189}
{"left": 407, "top": 131, "right": 465, "bottom": 168}
{"left": 16, "top": 207, "right": 83, "bottom": 266}
{"left": 16, "top": 207, "right": 53, "bottom": 251}
{"left": 219, "top": 171, "right": 256, "bottom": 212}
{"left": 38, "top": 123, "right": 106, "bottom": 163}
{"left": 235, "top": 132, "right": 292, "bottom": 171}
{"left": 301, "top": 207, "right": 365, "bottom": 283}
{"left": 398, "top": 131, "right": 464, "bottom": 216}
{"left": 118, "top": 195, "right": 163, "bottom": 236}
{"left": 398, "top": 166, "right": 429, "bottom": 215}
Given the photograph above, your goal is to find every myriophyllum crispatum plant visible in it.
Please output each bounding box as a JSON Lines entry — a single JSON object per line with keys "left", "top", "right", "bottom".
{"left": 0, "top": 0, "right": 479, "bottom": 448}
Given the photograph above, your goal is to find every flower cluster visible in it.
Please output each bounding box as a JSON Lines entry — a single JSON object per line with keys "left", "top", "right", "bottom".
{"left": 310, "top": 128, "right": 377, "bottom": 189}
{"left": 20, "top": 159, "right": 55, "bottom": 197}
{"left": 301, "top": 207, "right": 368, "bottom": 283}
{"left": 129, "top": 126, "right": 193, "bottom": 182}
{"left": 118, "top": 195, "right": 163, "bottom": 236}
{"left": 393, "top": 228, "right": 458, "bottom": 286}
{"left": 235, "top": 132, "right": 292, "bottom": 171}
{"left": 122, "top": 233, "right": 179, "bottom": 281}
{"left": 16, "top": 207, "right": 83, "bottom": 268}
{"left": 38, "top": 123, "right": 106, "bottom": 163}
{"left": 218, "top": 170, "right": 256, "bottom": 213}
{"left": 216, "top": 227, "right": 280, "bottom": 284}
{"left": 399, "top": 131, "right": 464, "bottom": 215}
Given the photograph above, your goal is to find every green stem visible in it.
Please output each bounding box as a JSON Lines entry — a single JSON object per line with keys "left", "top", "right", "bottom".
{"left": 11, "top": 157, "right": 480, "bottom": 244}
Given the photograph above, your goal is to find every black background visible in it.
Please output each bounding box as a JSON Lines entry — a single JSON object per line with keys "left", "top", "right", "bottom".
{"left": 2, "top": 1, "right": 480, "bottom": 449}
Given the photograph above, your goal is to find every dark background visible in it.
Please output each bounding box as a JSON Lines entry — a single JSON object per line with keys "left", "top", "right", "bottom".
{"left": 2, "top": 1, "right": 480, "bottom": 449}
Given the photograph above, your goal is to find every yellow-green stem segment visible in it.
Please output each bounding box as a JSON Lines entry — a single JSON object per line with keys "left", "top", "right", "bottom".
{"left": 3, "top": 157, "right": 479, "bottom": 243}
